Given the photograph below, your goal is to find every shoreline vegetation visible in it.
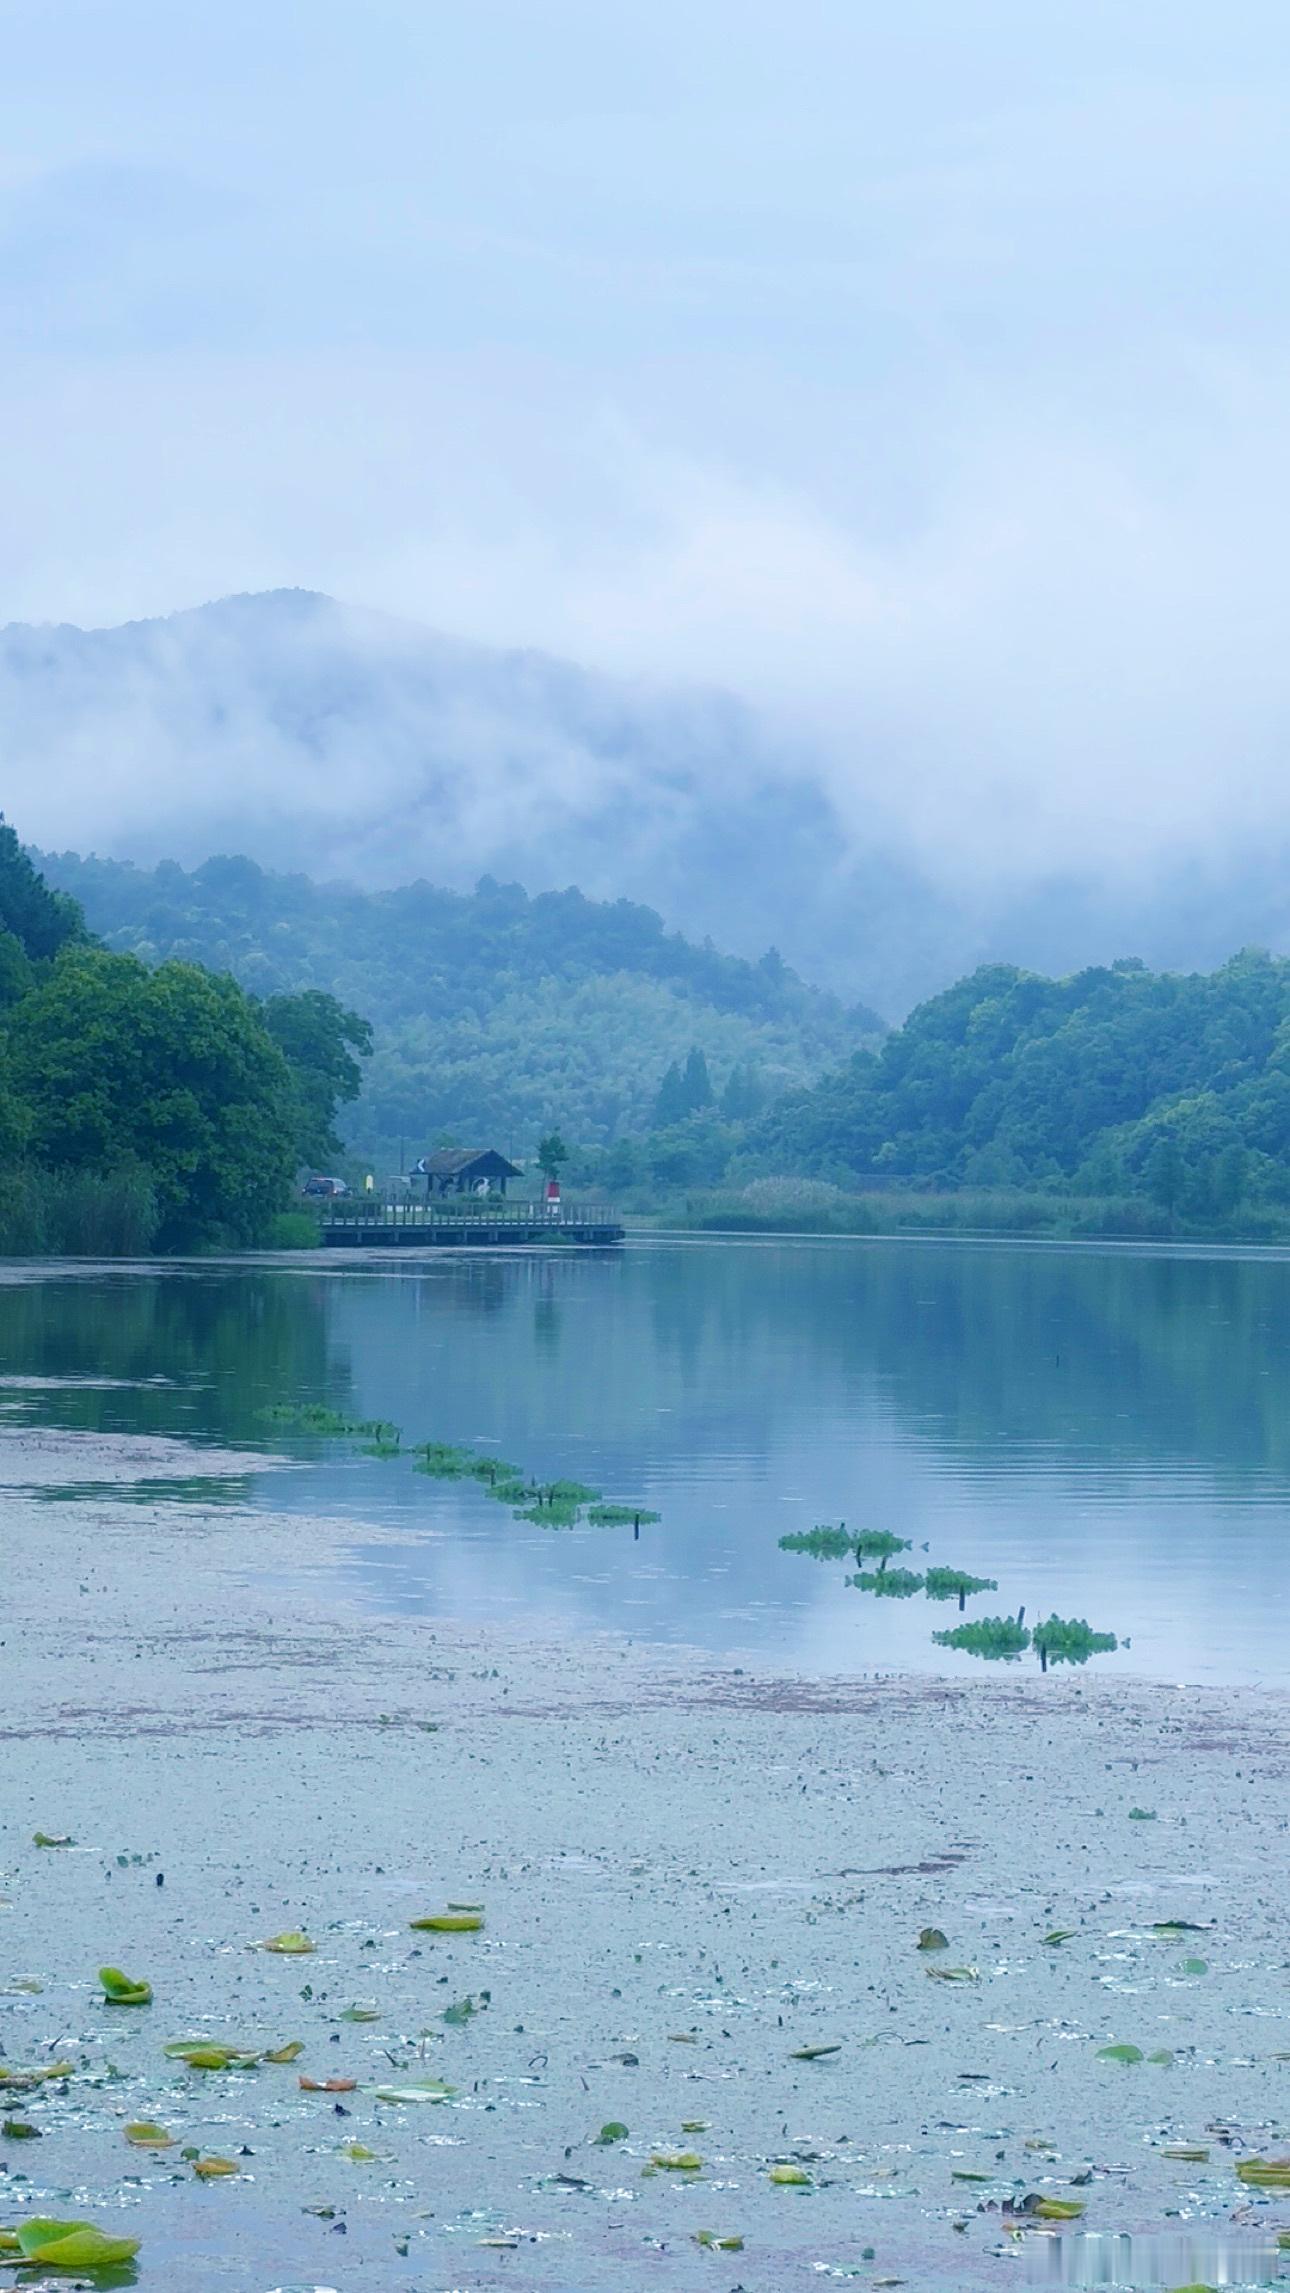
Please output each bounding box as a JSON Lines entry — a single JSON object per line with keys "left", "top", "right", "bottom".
{"left": 627, "top": 1177, "right": 1290, "bottom": 1245}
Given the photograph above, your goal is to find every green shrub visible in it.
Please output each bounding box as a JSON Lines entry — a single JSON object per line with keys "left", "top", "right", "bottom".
{"left": 263, "top": 1210, "right": 320, "bottom": 1250}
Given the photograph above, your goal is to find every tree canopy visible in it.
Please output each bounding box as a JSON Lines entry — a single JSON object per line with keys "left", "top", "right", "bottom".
{"left": 754, "top": 951, "right": 1290, "bottom": 1220}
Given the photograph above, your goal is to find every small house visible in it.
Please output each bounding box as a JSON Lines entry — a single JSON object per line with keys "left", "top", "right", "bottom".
{"left": 414, "top": 1147, "right": 523, "bottom": 1198}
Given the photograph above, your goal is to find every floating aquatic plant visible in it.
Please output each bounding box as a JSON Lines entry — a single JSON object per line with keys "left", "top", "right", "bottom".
{"left": 846, "top": 1567, "right": 925, "bottom": 1597}
{"left": 932, "top": 1614, "right": 1031, "bottom": 1660}
{"left": 778, "top": 1525, "right": 855, "bottom": 1560}
{"left": 852, "top": 1529, "right": 912, "bottom": 1566}
{"left": 1, "top": 2219, "right": 141, "bottom": 2268}
{"left": 99, "top": 1964, "right": 152, "bottom": 2006}
{"left": 163, "top": 2040, "right": 259, "bottom": 2070}
{"left": 587, "top": 1502, "right": 661, "bottom": 1527}
{"left": 409, "top": 1909, "right": 484, "bottom": 1932}
{"left": 124, "top": 2120, "right": 173, "bottom": 2148}
{"left": 414, "top": 1442, "right": 477, "bottom": 1478}
{"left": 260, "top": 1930, "right": 315, "bottom": 1955}
{"left": 1031, "top": 1615, "right": 1119, "bottom": 1672}
{"left": 513, "top": 1499, "right": 584, "bottom": 1528}
{"left": 924, "top": 1566, "right": 999, "bottom": 1611}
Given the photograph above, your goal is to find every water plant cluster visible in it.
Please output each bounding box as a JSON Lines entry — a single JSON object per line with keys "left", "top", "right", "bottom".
{"left": 778, "top": 1517, "right": 1119, "bottom": 1672}
{"left": 261, "top": 1403, "right": 660, "bottom": 1534}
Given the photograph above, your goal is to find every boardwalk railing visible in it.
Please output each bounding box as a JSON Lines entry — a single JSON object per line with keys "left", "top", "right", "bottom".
{"left": 316, "top": 1198, "right": 624, "bottom": 1247}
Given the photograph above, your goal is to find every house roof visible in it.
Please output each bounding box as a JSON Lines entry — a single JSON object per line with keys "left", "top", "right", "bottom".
{"left": 420, "top": 1147, "right": 523, "bottom": 1179}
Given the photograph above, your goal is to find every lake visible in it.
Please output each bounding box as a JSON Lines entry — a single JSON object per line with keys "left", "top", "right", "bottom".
{"left": 2, "top": 1232, "right": 1287, "bottom": 1687}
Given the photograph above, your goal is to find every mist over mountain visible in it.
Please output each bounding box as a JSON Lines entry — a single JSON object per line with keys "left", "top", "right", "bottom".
{"left": 7, "top": 589, "right": 1290, "bottom": 1017}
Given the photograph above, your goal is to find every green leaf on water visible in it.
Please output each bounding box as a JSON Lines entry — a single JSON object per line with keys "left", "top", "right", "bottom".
{"left": 15, "top": 2219, "right": 140, "bottom": 2267}
{"left": 260, "top": 1929, "right": 315, "bottom": 1954}
{"left": 163, "top": 2040, "right": 258, "bottom": 2070}
{"left": 768, "top": 2163, "right": 812, "bottom": 2186}
{"left": 594, "top": 2121, "right": 629, "bottom": 2144}
{"left": 31, "top": 1832, "right": 73, "bottom": 1848}
{"left": 693, "top": 2230, "right": 744, "bottom": 2250}
{"left": 263, "top": 2040, "right": 304, "bottom": 2063}
{"left": 1236, "top": 2156, "right": 1290, "bottom": 2188}
{"left": 651, "top": 2150, "right": 703, "bottom": 2171}
{"left": 1, "top": 2119, "right": 40, "bottom": 2139}
{"left": 124, "top": 2119, "right": 174, "bottom": 2148}
{"left": 926, "top": 1965, "right": 979, "bottom": 1982}
{"left": 340, "top": 2004, "right": 380, "bottom": 2022}
{"left": 917, "top": 1928, "right": 949, "bottom": 1951}
{"left": 1042, "top": 1930, "right": 1077, "bottom": 1946}
{"left": 1128, "top": 1808, "right": 1157, "bottom": 1821}
{"left": 99, "top": 1964, "right": 152, "bottom": 2005}
{"left": 409, "top": 1910, "right": 483, "bottom": 1932}
{"left": 790, "top": 2043, "right": 842, "bottom": 2060}
{"left": 372, "top": 2078, "right": 456, "bottom": 2104}
{"left": 1180, "top": 1958, "right": 1208, "bottom": 1976}
{"left": 1096, "top": 2043, "right": 1144, "bottom": 2064}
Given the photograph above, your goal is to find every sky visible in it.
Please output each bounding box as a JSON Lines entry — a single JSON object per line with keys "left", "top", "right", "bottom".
{"left": 4, "top": 0, "right": 1290, "bottom": 879}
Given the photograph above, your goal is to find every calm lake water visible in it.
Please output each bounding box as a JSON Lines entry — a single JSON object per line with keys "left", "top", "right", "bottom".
{"left": 3, "top": 1234, "right": 1288, "bottom": 1686}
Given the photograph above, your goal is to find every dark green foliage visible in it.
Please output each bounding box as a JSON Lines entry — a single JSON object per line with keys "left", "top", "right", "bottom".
{"left": 586, "top": 1502, "right": 661, "bottom": 1526}
{"left": 261, "top": 988, "right": 372, "bottom": 1166}
{"left": 846, "top": 1567, "right": 925, "bottom": 1597}
{"left": 7, "top": 948, "right": 297, "bottom": 1249}
{"left": 778, "top": 1524, "right": 856, "bottom": 1560}
{"left": 0, "top": 820, "right": 84, "bottom": 962}
{"left": 38, "top": 848, "right": 878, "bottom": 1153}
{"left": 536, "top": 1133, "right": 568, "bottom": 1182}
{"left": 755, "top": 949, "right": 1290, "bottom": 1221}
{"left": 932, "top": 1615, "right": 1031, "bottom": 1659}
{"left": 924, "top": 1566, "right": 999, "bottom": 1610}
{"left": 1031, "top": 1615, "right": 1119, "bottom": 1670}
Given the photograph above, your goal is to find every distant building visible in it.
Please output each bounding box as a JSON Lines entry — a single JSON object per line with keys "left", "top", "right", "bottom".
{"left": 413, "top": 1147, "right": 523, "bottom": 1197}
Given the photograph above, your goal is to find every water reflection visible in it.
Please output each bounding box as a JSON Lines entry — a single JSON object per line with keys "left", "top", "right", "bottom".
{"left": 4, "top": 1238, "right": 1290, "bottom": 1685}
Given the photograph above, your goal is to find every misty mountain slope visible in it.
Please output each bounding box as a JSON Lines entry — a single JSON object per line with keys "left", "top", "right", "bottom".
{"left": 3, "top": 589, "right": 914, "bottom": 1002}
{"left": 38, "top": 847, "right": 881, "bottom": 1156}
{"left": 10, "top": 590, "right": 1290, "bottom": 1016}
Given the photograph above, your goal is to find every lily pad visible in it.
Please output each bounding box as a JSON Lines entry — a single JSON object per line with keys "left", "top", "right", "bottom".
{"left": 260, "top": 1930, "right": 315, "bottom": 1954}
{"left": 99, "top": 1964, "right": 152, "bottom": 2006}
{"left": 1236, "top": 2157, "right": 1290, "bottom": 2188}
{"left": 790, "top": 2043, "right": 842, "bottom": 2060}
{"left": 163, "top": 2041, "right": 258, "bottom": 2071}
{"left": 1096, "top": 2043, "right": 1144, "bottom": 2065}
{"left": 263, "top": 2040, "right": 304, "bottom": 2063}
{"left": 651, "top": 2150, "right": 703, "bottom": 2171}
{"left": 372, "top": 2078, "right": 456, "bottom": 2104}
{"left": 14, "top": 2218, "right": 140, "bottom": 2268}
{"left": 124, "top": 2120, "right": 174, "bottom": 2148}
{"left": 31, "top": 1832, "right": 73, "bottom": 1849}
{"left": 917, "top": 1928, "right": 949, "bottom": 1951}
{"left": 768, "top": 2163, "right": 812, "bottom": 2186}
{"left": 193, "top": 2155, "right": 239, "bottom": 2178}
{"left": 409, "top": 1910, "right": 483, "bottom": 1932}
{"left": 594, "top": 2122, "right": 629, "bottom": 2145}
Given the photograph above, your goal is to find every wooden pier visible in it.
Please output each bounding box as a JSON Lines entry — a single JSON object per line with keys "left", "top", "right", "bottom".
{"left": 318, "top": 1199, "right": 624, "bottom": 1249}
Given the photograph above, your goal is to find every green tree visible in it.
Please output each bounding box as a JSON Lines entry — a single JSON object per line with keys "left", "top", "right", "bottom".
{"left": 8, "top": 948, "right": 297, "bottom": 1248}
{"left": 0, "top": 821, "right": 84, "bottom": 960}
{"left": 536, "top": 1131, "right": 569, "bottom": 1181}
{"left": 681, "top": 1045, "right": 713, "bottom": 1112}
{"left": 261, "top": 989, "right": 373, "bottom": 1166}
{"left": 1143, "top": 1133, "right": 1184, "bottom": 1218}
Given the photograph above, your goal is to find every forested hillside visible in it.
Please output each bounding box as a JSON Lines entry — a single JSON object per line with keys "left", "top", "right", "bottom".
{"left": 755, "top": 954, "right": 1290, "bottom": 1220}
{"left": 39, "top": 848, "right": 883, "bottom": 1156}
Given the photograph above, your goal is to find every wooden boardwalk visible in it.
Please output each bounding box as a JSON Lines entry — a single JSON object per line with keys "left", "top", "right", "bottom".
{"left": 318, "top": 1199, "right": 624, "bottom": 1249}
